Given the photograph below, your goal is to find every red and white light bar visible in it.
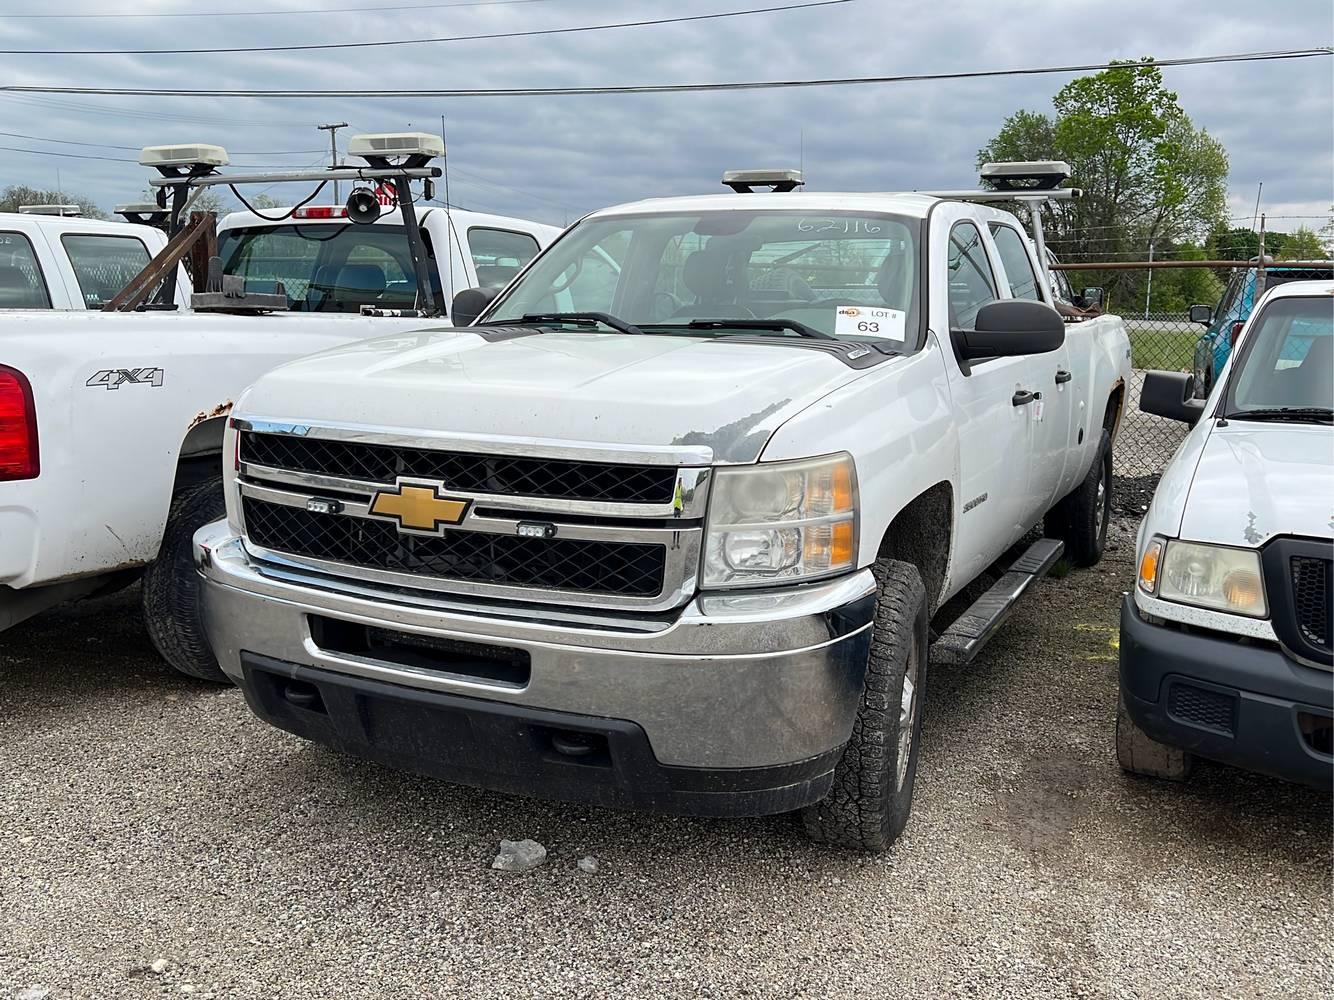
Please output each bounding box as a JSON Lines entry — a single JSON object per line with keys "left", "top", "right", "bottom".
{"left": 291, "top": 206, "right": 348, "bottom": 220}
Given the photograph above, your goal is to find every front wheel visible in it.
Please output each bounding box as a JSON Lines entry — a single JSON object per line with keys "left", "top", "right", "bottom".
{"left": 142, "top": 478, "right": 230, "bottom": 683}
{"left": 801, "top": 558, "right": 928, "bottom": 852}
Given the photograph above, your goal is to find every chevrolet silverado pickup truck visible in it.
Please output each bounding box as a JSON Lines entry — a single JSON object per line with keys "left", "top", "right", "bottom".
{"left": 1120, "top": 280, "right": 1332, "bottom": 787}
{"left": 196, "top": 162, "right": 1132, "bottom": 851}
{"left": 0, "top": 134, "right": 558, "bottom": 674}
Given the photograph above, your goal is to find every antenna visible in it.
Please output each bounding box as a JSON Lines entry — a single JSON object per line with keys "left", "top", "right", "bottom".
{"left": 440, "top": 113, "right": 456, "bottom": 314}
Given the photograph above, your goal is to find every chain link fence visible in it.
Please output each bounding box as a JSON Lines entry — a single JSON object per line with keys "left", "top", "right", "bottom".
{"left": 1056, "top": 262, "right": 1333, "bottom": 479}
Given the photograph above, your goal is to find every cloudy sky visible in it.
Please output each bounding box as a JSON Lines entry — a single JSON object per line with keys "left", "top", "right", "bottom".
{"left": 1, "top": 0, "right": 1330, "bottom": 235}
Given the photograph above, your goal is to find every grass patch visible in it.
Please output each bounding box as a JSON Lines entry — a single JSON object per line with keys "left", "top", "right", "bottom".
{"left": 1127, "top": 328, "right": 1198, "bottom": 371}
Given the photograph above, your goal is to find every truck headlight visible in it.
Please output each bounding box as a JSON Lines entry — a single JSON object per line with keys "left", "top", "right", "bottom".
{"left": 1142, "top": 537, "right": 1267, "bottom": 618}
{"left": 703, "top": 454, "right": 858, "bottom": 588}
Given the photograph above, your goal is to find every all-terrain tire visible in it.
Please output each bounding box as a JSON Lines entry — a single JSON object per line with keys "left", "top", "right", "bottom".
{"left": 1116, "top": 692, "right": 1192, "bottom": 781}
{"left": 1045, "top": 428, "right": 1112, "bottom": 568}
{"left": 801, "top": 558, "right": 929, "bottom": 852}
{"left": 142, "top": 477, "right": 230, "bottom": 683}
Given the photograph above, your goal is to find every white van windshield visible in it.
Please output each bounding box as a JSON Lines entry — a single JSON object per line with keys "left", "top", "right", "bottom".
{"left": 484, "top": 210, "right": 920, "bottom": 341}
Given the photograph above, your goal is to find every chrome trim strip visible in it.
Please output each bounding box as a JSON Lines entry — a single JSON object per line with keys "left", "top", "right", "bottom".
{"left": 239, "top": 462, "right": 713, "bottom": 520}
{"left": 234, "top": 416, "right": 716, "bottom": 466}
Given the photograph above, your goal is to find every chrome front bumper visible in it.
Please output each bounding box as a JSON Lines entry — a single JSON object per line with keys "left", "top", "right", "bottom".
{"left": 196, "top": 521, "right": 876, "bottom": 771}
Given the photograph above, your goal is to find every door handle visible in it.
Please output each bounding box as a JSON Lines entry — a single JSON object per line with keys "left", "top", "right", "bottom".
{"left": 1055, "top": 370, "right": 1072, "bottom": 384}
{"left": 1012, "top": 389, "right": 1041, "bottom": 406}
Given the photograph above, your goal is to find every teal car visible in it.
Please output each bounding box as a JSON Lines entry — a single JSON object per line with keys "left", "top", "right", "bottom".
{"left": 1192, "top": 262, "right": 1333, "bottom": 395}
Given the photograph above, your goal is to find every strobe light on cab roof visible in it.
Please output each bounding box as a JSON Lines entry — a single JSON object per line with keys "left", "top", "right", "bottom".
{"left": 18, "top": 204, "right": 81, "bottom": 217}
{"left": 139, "top": 143, "right": 230, "bottom": 170}
{"left": 348, "top": 132, "right": 444, "bottom": 167}
{"left": 722, "top": 168, "right": 805, "bottom": 193}
{"left": 980, "top": 160, "right": 1072, "bottom": 191}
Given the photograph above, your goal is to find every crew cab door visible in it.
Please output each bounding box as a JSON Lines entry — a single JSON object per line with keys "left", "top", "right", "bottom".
{"left": 937, "top": 216, "right": 1046, "bottom": 580}
{"left": 987, "top": 221, "right": 1073, "bottom": 511}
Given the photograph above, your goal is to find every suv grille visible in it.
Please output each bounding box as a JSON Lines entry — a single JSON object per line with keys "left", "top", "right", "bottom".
{"left": 242, "top": 498, "right": 666, "bottom": 598}
{"left": 1291, "top": 555, "right": 1331, "bottom": 652}
{"left": 240, "top": 431, "right": 676, "bottom": 504}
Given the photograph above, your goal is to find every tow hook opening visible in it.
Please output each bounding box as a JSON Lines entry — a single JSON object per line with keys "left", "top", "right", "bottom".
{"left": 283, "top": 679, "right": 327, "bottom": 714}
{"left": 540, "top": 727, "right": 611, "bottom": 767}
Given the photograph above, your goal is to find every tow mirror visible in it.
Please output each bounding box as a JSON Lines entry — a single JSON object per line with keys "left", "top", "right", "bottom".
{"left": 1188, "top": 303, "right": 1213, "bottom": 325}
{"left": 1077, "top": 286, "right": 1104, "bottom": 310}
{"left": 450, "top": 286, "right": 499, "bottom": 327}
{"left": 951, "top": 299, "right": 1066, "bottom": 361}
{"left": 1140, "top": 370, "right": 1205, "bottom": 425}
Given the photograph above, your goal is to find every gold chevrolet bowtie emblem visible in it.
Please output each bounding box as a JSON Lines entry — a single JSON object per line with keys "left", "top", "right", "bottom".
{"left": 369, "top": 483, "right": 470, "bottom": 532}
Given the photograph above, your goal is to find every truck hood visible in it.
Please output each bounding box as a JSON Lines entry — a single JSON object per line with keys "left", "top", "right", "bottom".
{"left": 1179, "top": 421, "right": 1334, "bottom": 546}
{"left": 242, "top": 329, "right": 882, "bottom": 463}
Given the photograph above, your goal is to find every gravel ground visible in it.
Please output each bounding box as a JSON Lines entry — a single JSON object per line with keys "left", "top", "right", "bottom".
{"left": 2, "top": 526, "right": 1330, "bottom": 999}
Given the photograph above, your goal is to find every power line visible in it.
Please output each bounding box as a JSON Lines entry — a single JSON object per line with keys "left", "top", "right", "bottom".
{"left": 7, "top": 0, "right": 559, "bottom": 18}
{"left": 0, "top": 143, "right": 319, "bottom": 169}
{"left": 0, "top": 93, "right": 310, "bottom": 129}
{"left": 0, "top": 0, "right": 849, "bottom": 56}
{"left": 8, "top": 46, "right": 1325, "bottom": 97}
{"left": 0, "top": 130, "right": 322, "bottom": 155}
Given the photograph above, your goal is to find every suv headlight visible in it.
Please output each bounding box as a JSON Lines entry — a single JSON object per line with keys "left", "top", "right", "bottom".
{"left": 1138, "top": 536, "right": 1267, "bottom": 618}
{"left": 702, "top": 453, "right": 858, "bottom": 588}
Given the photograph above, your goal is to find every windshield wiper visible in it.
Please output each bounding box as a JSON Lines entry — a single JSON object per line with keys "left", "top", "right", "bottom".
{"left": 1224, "top": 406, "right": 1333, "bottom": 423}
{"left": 496, "top": 312, "right": 645, "bottom": 335}
{"left": 654, "top": 318, "right": 836, "bottom": 341}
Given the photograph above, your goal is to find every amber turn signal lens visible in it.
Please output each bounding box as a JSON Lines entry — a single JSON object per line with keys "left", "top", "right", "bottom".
{"left": 1138, "top": 539, "right": 1162, "bottom": 593}
{"left": 831, "top": 520, "right": 855, "bottom": 567}
{"left": 832, "top": 462, "right": 854, "bottom": 512}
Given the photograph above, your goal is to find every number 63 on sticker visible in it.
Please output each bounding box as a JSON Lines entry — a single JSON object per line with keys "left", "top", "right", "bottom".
{"left": 834, "top": 306, "right": 906, "bottom": 341}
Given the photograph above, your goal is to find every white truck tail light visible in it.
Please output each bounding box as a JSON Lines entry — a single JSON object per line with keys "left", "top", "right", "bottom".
{"left": 0, "top": 365, "right": 39, "bottom": 481}
{"left": 292, "top": 206, "right": 348, "bottom": 220}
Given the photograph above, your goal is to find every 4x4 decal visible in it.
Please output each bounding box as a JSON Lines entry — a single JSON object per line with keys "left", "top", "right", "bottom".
{"left": 86, "top": 368, "right": 164, "bottom": 390}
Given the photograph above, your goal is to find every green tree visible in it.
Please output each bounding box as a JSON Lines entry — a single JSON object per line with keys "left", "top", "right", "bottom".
{"left": 0, "top": 184, "right": 106, "bottom": 219}
{"left": 1276, "top": 225, "right": 1329, "bottom": 261}
{"left": 979, "top": 60, "right": 1229, "bottom": 301}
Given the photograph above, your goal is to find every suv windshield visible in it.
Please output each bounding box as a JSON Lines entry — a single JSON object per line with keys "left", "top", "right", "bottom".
{"left": 484, "top": 210, "right": 920, "bottom": 341}
{"left": 217, "top": 223, "right": 442, "bottom": 313}
{"left": 1225, "top": 293, "right": 1333, "bottom": 421}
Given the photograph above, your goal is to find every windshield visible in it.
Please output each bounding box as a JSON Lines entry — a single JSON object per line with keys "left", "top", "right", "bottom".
{"left": 217, "top": 223, "right": 442, "bottom": 313}
{"left": 484, "top": 210, "right": 920, "bottom": 341}
{"left": 1225, "top": 294, "right": 1332, "bottom": 418}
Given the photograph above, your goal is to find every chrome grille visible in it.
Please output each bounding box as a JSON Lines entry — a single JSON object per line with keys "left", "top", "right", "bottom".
{"left": 240, "top": 431, "right": 677, "bottom": 504}
{"left": 243, "top": 498, "right": 667, "bottom": 598}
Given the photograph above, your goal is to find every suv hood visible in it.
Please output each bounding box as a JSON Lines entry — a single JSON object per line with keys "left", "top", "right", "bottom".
{"left": 242, "top": 328, "right": 884, "bottom": 464}
{"left": 1180, "top": 421, "right": 1334, "bottom": 546}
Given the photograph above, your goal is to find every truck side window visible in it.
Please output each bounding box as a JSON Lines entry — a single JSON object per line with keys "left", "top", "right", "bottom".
{"left": 60, "top": 234, "right": 151, "bottom": 309}
{"left": 947, "top": 222, "right": 997, "bottom": 329}
{"left": 467, "top": 228, "right": 540, "bottom": 290}
{"left": 987, "top": 224, "right": 1043, "bottom": 302}
{"left": 0, "top": 231, "right": 53, "bottom": 309}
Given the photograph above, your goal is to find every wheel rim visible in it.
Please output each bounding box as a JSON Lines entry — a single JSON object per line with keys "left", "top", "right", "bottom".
{"left": 896, "top": 641, "right": 920, "bottom": 791}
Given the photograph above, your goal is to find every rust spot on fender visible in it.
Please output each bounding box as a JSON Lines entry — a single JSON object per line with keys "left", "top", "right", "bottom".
{"left": 190, "top": 400, "right": 233, "bottom": 430}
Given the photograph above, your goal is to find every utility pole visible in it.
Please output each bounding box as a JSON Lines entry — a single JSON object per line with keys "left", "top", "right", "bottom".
{"left": 1143, "top": 240, "right": 1154, "bottom": 319}
{"left": 317, "top": 122, "right": 348, "bottom": 204}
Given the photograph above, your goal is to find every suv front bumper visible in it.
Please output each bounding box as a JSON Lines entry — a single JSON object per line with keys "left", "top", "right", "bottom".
{"left": 196, "top": 523, "right": 876, "bottom": 816}
{"left": 1120, "top": 597, "right": 1333, "bottom": 788}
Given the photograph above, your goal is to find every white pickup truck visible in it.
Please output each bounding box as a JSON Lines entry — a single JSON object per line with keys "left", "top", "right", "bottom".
{"left": 1119, "top": 280, "right": 1332, "bottom": 787}
{"left": 196, "top": 163, "right": 1132, "bottom": 851}
{"left": 0, "top": 210, "right": 187, "bottom": 311}
{"left": 0, "top": 134, "right": 559, "bottom": 663}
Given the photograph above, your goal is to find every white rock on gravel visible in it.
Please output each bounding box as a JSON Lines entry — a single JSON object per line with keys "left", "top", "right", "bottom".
{"left": 491, "top": 839, "right": 547, "bottom": 872}
{"left": 16, "top": 987, "right": 51, "bottom": 1000}
{"left": 577, "top": 856, "right": 600, "bottom": 874}
{"left": 150, "top": 958, "right": 171, "bottom": 975}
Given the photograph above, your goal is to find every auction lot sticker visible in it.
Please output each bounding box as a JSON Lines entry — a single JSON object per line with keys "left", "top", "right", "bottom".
{"left": 834, "top": 305, "right": 906, "bottom": 340}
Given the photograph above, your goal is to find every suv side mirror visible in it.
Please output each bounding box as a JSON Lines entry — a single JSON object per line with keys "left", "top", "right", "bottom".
{"left": 952, "top": 299, "right": 1066, "bottom": 361}
{"left": 1078, "top": 287, "right": 1104, "bottom": 310}
{"left": 1140, "top": 370, "right": 1205, "bottom": 425}
{"left": 1188, "top": 303, "right": 1213, "bottom": 325}
{"left": 450, "top": 286, "right": 500, "bottom": 327}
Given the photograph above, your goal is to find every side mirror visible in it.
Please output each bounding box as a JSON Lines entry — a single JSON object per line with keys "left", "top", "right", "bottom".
{"left": 952, "top": 299, "right": 1066, "bottom": 361}
{"left": 1188, "top": 303, "right": 1213, "bottom": 325}
{"left": 1078, "top": 286, "right": 1104, "bottom": 310}
{"left": 450, "top": 286, "right": 499, "bottom": 327}
{"left": 1140, "top": 370, "right": 1205, "bottom": 425}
